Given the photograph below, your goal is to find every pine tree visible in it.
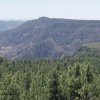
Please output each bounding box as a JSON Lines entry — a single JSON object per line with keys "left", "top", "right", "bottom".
{"left": 69, "top": 64, "right": 82, "bottom": 100}
{"left": 86, "top": 65, "right": 93, "bottom": 83}
{"left": 75, "top": 63, "right": 81, "bottom": 78}
{"left": 49, "top": 72, "right": 62, "bottom": 100}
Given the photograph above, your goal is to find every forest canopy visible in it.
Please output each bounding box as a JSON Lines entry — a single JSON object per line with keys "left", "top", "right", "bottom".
{"left": 0, "top": 48, "right": 100, "bottom": 100}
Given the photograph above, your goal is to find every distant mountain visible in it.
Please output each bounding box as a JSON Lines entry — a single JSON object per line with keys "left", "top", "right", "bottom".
{"left": 0, "top": 21, "right": 23, "bottom": 31}
{"left": 0, "top": 17, "right": 100, "bottom": 59}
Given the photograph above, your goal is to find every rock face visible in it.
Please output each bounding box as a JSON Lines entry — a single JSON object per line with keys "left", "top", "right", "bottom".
{"left": 0, "top": 17, "right": 100, "bottom": 59}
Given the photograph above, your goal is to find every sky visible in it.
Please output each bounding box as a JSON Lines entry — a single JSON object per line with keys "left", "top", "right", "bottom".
{"left": 0, "top": 0, "right": 100, "bottom": 20}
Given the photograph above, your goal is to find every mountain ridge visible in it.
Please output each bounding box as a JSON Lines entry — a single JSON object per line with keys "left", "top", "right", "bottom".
{"left": 0, "top": 17, "right": 100, "bottom": 59}
{"left": 0, "top": 20, "right": 23, "bottom": 31}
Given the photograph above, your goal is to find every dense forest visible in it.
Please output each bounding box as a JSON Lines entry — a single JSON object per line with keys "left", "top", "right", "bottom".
{"left": 0, "top": 47, "right": 100, "bottom": 100}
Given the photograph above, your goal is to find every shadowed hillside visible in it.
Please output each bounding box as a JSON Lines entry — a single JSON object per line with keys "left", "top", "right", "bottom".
{"left": 0, "top": 17, "right": 100, "bottom": 59}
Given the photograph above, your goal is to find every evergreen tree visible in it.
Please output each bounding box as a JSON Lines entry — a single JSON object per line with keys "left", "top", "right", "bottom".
{"left": 86, "top": 65, "right": 93, "bottom": 83}
{"left": 75, "top": 63, "right": 81, "bottom": 78}
{"left": 49, "top": 72, "right": 61, "bottom": 100}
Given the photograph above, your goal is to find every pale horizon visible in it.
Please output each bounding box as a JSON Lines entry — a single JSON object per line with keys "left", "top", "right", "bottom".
{"left": 0, "top": 0, "right": 100, "bottom": 20}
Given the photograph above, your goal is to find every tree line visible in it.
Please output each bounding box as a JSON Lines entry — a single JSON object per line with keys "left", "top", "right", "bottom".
{"left": 0, "top": 50, "right": 100, "bottom": 100}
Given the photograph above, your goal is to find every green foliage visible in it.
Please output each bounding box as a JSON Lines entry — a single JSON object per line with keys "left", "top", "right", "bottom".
{"left": 0, "top": 50, "right": 100, "bottom": 100}
{"left": 83, "top": 42, "right": 100, "bottom": 50}
{"left": 49, "top": 72, "right": 59, "bottom": 100}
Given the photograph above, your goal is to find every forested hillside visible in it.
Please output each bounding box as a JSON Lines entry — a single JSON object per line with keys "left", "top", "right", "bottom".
{"left": 0, "top": 48, "right": 100, "bottom": 100}
{"left": 0, "top": 17, "right": 100, "bottom": 59}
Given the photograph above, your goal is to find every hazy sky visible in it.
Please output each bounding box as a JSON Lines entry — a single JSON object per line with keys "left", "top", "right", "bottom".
{"left": 0, "top": 0, "right": 100, "bottom": 20}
